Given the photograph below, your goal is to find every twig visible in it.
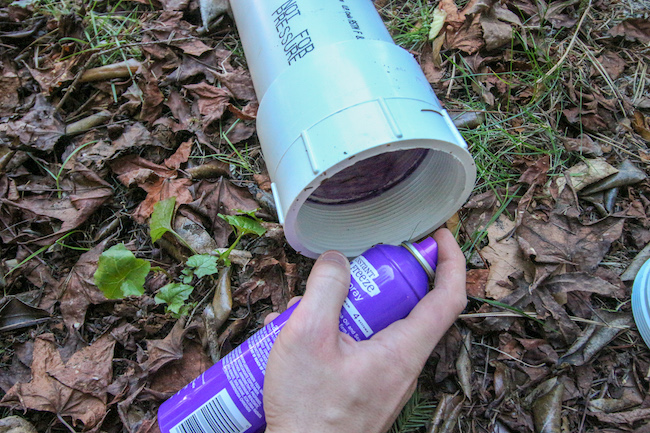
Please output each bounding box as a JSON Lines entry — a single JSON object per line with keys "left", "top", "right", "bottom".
{"left": 595, "top": 133, "right": 649, "bottom": 163}
{"left": 55, "top": 51, "right": 102, "bottom": 113}
{"left": 460, "top": 311, "right": 631, "bottom": 328}
{"left": 535, "top": 0, "right": 592, "bottom": 84}
{"left": 54, "top": 37, "right": 199, "bottom": 114}
{"left": 472, "top": 341, "right": 547, "bottom": 368}
{"left": 576, "top": 38, "right": 627, "bottom": 115}
{"left": 57, "top": 413, "right": 77, "bottom": 433}
{"left": 65, "top": 110, "right": 112, "bottom": 135}
{"left": 79, "top": 58, "right": 141, "bottom": 83}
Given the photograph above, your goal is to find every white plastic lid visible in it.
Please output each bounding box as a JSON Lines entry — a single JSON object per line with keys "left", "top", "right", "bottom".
{"left": 632, "top": 258, "right": 650, "bottom": 347}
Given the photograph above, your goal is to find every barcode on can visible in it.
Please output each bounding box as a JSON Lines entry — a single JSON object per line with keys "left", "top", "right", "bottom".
{"left": 170, "top": 389, "right": 252, "bottom": 433}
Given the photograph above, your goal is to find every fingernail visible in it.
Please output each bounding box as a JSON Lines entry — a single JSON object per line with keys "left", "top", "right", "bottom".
{"left": 319, "top": 250, "right": 350, "bottom": 268}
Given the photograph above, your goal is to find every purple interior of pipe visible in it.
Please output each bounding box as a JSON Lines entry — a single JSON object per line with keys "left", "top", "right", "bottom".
{"left": 307, "top": 149, "right": 428, "bottom": 205}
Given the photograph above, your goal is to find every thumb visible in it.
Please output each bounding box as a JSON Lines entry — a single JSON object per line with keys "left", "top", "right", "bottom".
{"left": 290, "top": 251, "right": 350, "bottom": 335}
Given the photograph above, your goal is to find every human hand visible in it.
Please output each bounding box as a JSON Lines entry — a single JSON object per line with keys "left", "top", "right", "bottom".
{"left": 262, "top": 228, "right": 467, "bottom": 433}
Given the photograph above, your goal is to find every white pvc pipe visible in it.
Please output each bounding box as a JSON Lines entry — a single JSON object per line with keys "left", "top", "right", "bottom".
{"left": 231, "top": 0, "right": 476, "bottom": 258}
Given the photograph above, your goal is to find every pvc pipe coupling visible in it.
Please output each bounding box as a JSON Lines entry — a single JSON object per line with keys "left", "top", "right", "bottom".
{"left": 230, "top": 0, "right": 476, "bottom": 258}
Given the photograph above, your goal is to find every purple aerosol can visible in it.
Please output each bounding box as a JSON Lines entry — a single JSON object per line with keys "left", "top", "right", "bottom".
{"left": 157, "top": 238, "right": 438, "bottom": 433}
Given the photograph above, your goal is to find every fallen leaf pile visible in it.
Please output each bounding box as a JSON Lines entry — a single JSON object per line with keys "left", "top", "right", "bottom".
{"left": 1, "top": 0, "right": 650, "bottom": 432}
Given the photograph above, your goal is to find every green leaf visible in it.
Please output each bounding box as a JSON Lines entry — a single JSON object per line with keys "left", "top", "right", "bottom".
{"left": 234, "top": 208, "right": 263, "bottom": 222}
{"left": 218, "top": 214, "right": 266, "bottom": 237}
{"left": 186, "top": 254, "right": 219, "bottom": 279}
{"left": 150, "top": 197, "right": 176, "bottom": 243}
{"left": 94, "top": 244, "right": 151, "bottom": 299}
{"left": 154, "top": 283, "right": 194, "bottom": 315}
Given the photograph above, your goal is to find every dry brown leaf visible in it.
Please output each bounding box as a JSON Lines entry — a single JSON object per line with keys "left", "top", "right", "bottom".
{"left": 0, "top": 334, "right": 109, "bottom": 429}
{"left": 76, "top": 123, "right": 157, "bottom": 169}
{"left": 135, "top": 177, "right": 193, "bottom": 223}
{"left": 173, "top": 213, "right": 218, "bottom": 254}
{"left": 590, "top": 407, "right": 650, "bottom": 425}
{"left": 25, "top": 57, "right": 77, "bottom": 94}
{"left": 532, "top": 378, "right": 563, "bottom": 433}
{"left": 562, "top": 134, "right": 603, "bottom": 156}
{"left": 517, "top": 209, "right": 624, "bottom": 272}
{"left": 588, "top": 376, "right": 643, "bottom": 413}
{"left": 511, "top": 0, "right": 578, "bottom": 28}
{"left": 139, "top": 67, "right": 165, "bottom": 124}
{"left": 163, "top": 49, "right": 233, "bottom": 84}
{"left": 518, "top": 155, "right": 550, "bottom": 185}
{"left": 532, "top": 286, "right": 581, "bottom": 344}
{"left": 438, "top": 0, "right": 466, "bottom": 28}
{"left": 466, "top": 269, "right": 489, "bottom": 298}
{"left": 148, "top": 340, "right": 212, "bottom": 395}
{"left": 223, "top": 118, "right": 256, "bottom": 144}
{"left": 428, "top": 392, "right": 464, "bottom": 433}
{"left": 608, "top": 18, "right": 650, "bottom": 44}
{"left": 594, "top": 51, "right": 625, "bottom": 81}
{"left": 563, "top": 102, "right": 612, "bottom": 132}
{"left": 184, "top": 82, "right": 233, "bottom": 128}
{"left": 0, "top": 60, "right": 20, "bottom": 115}
{"left": 145, "top": 11, "right": 211, "bottom": 56}
{"left": 559, "top": 311, "right": 633, "bottom": 366}
{"left": 0, "top": 95, "right": 64, "bottom": 152}
{"left": 0, "top": 297, "right": 49, "bottom": 332}
{"left": 110, "top": 155, "right": 193, "bottom": 222}
{"left": 516, "top": 338, "right": 559, "bottom": 365}
{"left": 142, "top": 320, "right": 194, "bottom": 375}
{"left": 190, "top": 178, "right": 262, "bottom": 247}
{"left": 1, "top": 167, "right": 112, "bottom": 244}
{"left": 213, "top": 68, "right": 257, "bottom": 101}
{"left": 50, "top": 334, "right": 115, "bottom": 400}
{"left": 162, "top": 89, "right": 194, "bottom": 132}
{"left": 164, "top": 139, "right": 193, "bottom": 169}
{"left": 455, "top": 331, "right": 473, "bottom": 399}
{"left": 632, "top": 111, "right": 650, "bottom": 142}
{"left": 480, "top": 214, "right": 534, "bottom": 299}
{"left": 57, "top": 240, "right": 109, "bottom": 331}
{"left": 228, "top": 100, "right": 259, "bottom": 121}
{"left": 542, "top": 272, "right": 624, "bottom": 298}
{"left": 444, "top": 13, "right": 484, "bottom": 54}
{"left": 552, "top": 158, "right": 618, "bottom": 194}
{"left": 420, "top": 39, "right": 446, "bottom": 83}
{"left": 480, "top": 3, "right": 521, "bottom": 51}
{"left": 234, "top": 256, "right": 288, "bottom": 308}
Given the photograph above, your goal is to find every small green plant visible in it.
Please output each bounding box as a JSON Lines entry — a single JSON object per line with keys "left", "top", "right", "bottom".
{"left": 380, "top": 0, "right": 438, "bottom": 51}
{"left": 154, "top": 254, "right": 219, "bottom": 316}
{"left": 182, "top": 254, "right": 219, "bottom": 283}
{"left": 94, "top": 201, "right": 266, "bottom": 316}
{"left": 154, "top": 283, "right": 194, "bottom": 316}
{"left": 218, "top": 210, "right": 266, "bottom": 265}
{"left": 388, "top": 387, "right": 435, "bottom": 433}
{"left": 150, "top": 197, "right": 198, "bottom": 254}
{"left": 220, "top": 119, "right": 255, "bottom": 173}
{"left": 94, "top": 243, "right": 151, "bottom": 299}
{"left": 56, "top": 1, "right": 144, "bottom": 66}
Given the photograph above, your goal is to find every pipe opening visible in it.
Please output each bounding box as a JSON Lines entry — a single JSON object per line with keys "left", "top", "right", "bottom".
{"left": 295, "top": 148, "right": 468, "bottom": 256}
{"left": 307, "top": 148, "right": 428, "bottom": 204}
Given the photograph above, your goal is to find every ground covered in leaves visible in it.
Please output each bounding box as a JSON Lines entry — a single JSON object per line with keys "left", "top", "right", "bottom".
{"left": 1, "top": 0, "right": 650, "bottom": 432}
